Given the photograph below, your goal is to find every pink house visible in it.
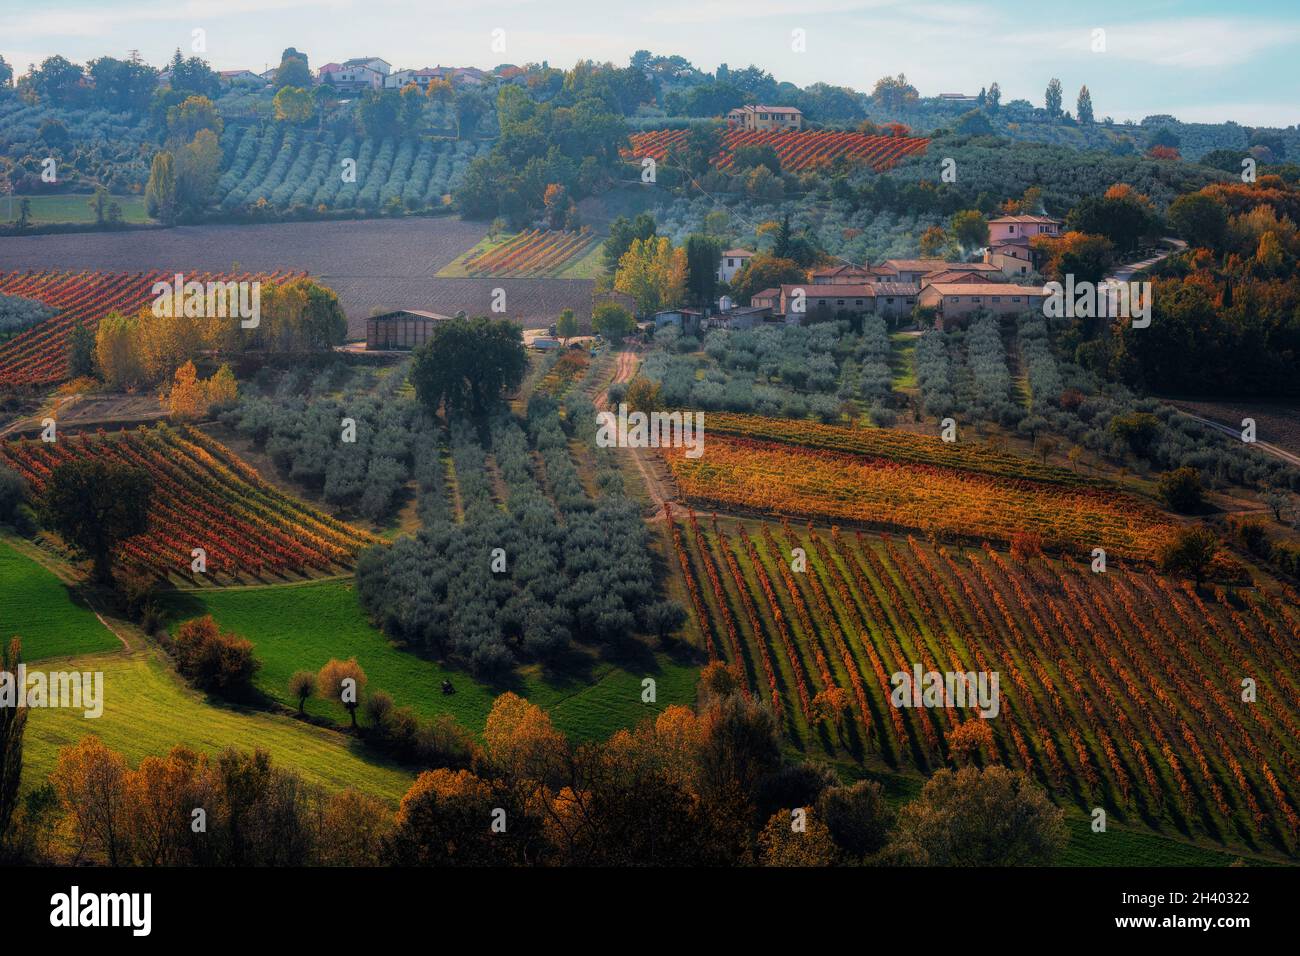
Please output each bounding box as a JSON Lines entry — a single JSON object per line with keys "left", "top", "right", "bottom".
{"left": 987, "top": 215, "right": 1062, "bottom": 245}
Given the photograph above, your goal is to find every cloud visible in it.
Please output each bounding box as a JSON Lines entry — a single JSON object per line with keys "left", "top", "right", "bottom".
{"left": 1005, "top": 18, "right": 1300, "bottom": 68}
{"left": 640, "top": 0, "right": 899, "bottom": 26}
{"left": 0, "top": 0, "right": 353, "bottom": 39}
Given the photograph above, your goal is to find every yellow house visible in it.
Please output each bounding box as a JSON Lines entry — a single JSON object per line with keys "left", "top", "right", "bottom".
{"left": 725, "top": 105, "right": 804, "bottom": 131}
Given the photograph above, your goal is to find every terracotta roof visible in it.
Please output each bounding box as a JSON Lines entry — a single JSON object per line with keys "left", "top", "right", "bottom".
{"left": 924, "top": 283, "right": 1046, "bottom": 296}
{"left": 751, "top": 287, "right": 780, "bottom": 299}
{"left": 781, "top": 284, "right": 878, "bottom": 297}
{"left": 880, "top": 258, "right": 951, "bottom": 273}
{"left": 722, "top": 249, "right": 754, "bottom": 258}
{"left": 988, "top": 215, "right": 1061, "bottom": 225}
{"left": 811, "top": 264, "right": 872, "bottom": 277}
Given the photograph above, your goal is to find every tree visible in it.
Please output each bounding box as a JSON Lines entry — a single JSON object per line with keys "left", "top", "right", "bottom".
{"left": 317, "top": 659, "right": 368, "bottom": 728}
{"left": 556, "top": 308, "right": 579, "bottom": 344}
{"left": 591, "top": 301, "right": 636, "bottom": 344}
{"left": 684, "top": 235, "right": 721, "bottom": 307}
{"left": 274, "top": 54, "right": 311, "bottom": 90}
{"left": 410, "top": 317, "right": 526, "bottom": 418}
{"left": 49, "top": 735, "right": 130, "bottom": 864}
{"left": 67, "top": 317, "right": 96, "bottom": 379}
{"left": 1157, "top": 466, "right": 1204, "bottom": 513}
{"left": 816, "top": 780, "right": 892, "bottom": 860}
{"left": 94, "top": 312, "right": 146, "bottom": 388}
{"left": 1262, "top": 490, "right": 1290, "bottom": 523}
{"left": 387, "top": 768, "right": 505, "bottom": 865}
{"left": 887, "top": 766, "right": 1067, "bottom": 865}
{"left": 603, "top": 214, "right": 656, "bottom": 272}
{"left": 757, "top": 808, "right": 840, "bottom": 866}
{"left": 175, "top": 128, "right": 221, "bottom": 213}
{"left": 358, "top": 88, "right": 401, "bottom": 138}
{"left": 166, "top": 95, "right": 222, "bottom": 142}
{"left": 728, "top": 253, "right": 804, "bottom": 306}
{"left": 28, "top": 56, "right": 87, "bottom": 107}
{"left": 1076, "top": 85, "right": 1094, "bottom": 124}
{"left": 145, "top": 151, "right": 178, "bottom": 225}
{"left": 41, "top": 460, "right": 152, "bottom": 584}
{"left": 205, "top": 363, "right": 237, "bottom": 407}
{"left": 0, "top": 638, "right": 27, "bottom": 857}
{"left": 288, "top": 671, "right": 316, "bottom": 714}
{"left": 919, "top": 226, "right": 949, "bottom": 258}
{"left": 0, "top": 55, "right": 13, "bottom": 90}
{"left": 273, "top": 86, "right": 314, "bottom": 124}
{"left": 986, "top": 81, "right": 1001, "bottom": 112}
{"left": 642, "top": 599, "right": 687, "bottom": 642}
{"left": 1157, "top": 526, "right": 1218, "bottom": 586}
{"left": 1044, "top": 78, "right": 1063, "bottom": 118}
{"left": 164, "top": 360, "right": 206, "bottom": 420}
{"left": 1167, "top": 192, "right": 1229, "bottom": 251}
{"left": 614, "top": 236, "right": 686, "bottom": 316}
{"left": 171, "top": 616, "right": 260, "bottom": 698}
{"left": 399, "top": 83, "right": 426, "bottom": 133}
{"left": 950, "top": 209, "right": 989, "bottom": 252}
{"left": 871, "top": 73, "right": 919, "bottom": 111}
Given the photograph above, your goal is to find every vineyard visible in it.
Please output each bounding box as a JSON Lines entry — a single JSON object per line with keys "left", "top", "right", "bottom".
{"left": 0, "top": 270, "right": 297, "bottom": 389}
{"left": 662, "top": 432, "right": 1174, "bottom": 560}
{"left": 215, "top": 126, "right": 489, "bottom": 212}
{"left": 626, "top": 128, "right": 930, "bottom": 172}
{"left": 665, "top": 507, "right": 1300, "bottom": 856}
{"left": 457, "top": 228, "right": 601, "bottom": 278}
{"left": 0, "top": 424, "right": 378, "bottom": 582}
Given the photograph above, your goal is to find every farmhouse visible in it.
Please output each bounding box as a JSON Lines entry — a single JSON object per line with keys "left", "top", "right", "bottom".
{"left": 917, "top": 283, "right": 1047, "bottom": 329}
{"left": 219, "top": 70, "right": 262, "bottom": 87}
{"left": 750, "top": 287, "right": 781, "bottom": 311}
{"left": 318, "top": 58, "right": 390, "bottom": 92}
{"left": 983, "top": 242, "right": 1035, "bottom": 277}
{"left": 365, "top": 309, "right": 452, "bottom": 350}
{"left": 987, "top": 214, "right": 1062, "bottom": 244}
{"left": 775, "top": 282, "right": 918, "bottom": 321}
{"left": 811, "top": 264, "right": 875, "bottom": 285}
{"left": 707, "top": 305, "right": 772, "bottom": 330}
{"left": 718, "top": 248, "right": 754, "bottom": 283}
{"left": 725, "top": 105, "right": 804, "bottom": 131}
{"left": 876, "top": 259, "right": 952, "bottom": 284}
{"left": 920, "top": 264, "right": 1006, "bottom": 286}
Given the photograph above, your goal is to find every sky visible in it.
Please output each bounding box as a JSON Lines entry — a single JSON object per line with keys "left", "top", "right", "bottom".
{"left": 2, "top": 0, "right": 1297, "bottom": 127}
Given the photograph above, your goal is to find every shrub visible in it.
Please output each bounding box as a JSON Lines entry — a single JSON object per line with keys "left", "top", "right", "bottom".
{"left": 1157, "top": 466, "right": 1204, "bottom": 513}
{"left": 170, "top": 615, "right": 261, "bottom": 699}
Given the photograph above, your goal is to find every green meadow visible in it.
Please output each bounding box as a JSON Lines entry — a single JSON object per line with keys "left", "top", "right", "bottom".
{"left": 163, "top": 578, "right": 701, "bottom": 741}
{"left": 0, "top": 538, "right": 121, "bottom": 661}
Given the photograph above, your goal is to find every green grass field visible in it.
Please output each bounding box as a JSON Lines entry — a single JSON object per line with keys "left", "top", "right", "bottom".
{"left": 890, "top": 332, "right": 918, "bottom": 389}
{"left": 22, "top": 653, "right": 415, "bottom": 803}
{"left": 163, "top": 579, "right": 700, "bottom": 742}
{"left": 1, "top": 193, "right": 150, "bottom": 225}
{"left": 0, "top": 538, "right": 121, "bottom": 661}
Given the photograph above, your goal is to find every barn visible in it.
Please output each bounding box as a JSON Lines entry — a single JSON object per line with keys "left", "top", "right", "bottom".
{"left": 365, "top": 309, "right": 453, "bottom": 350}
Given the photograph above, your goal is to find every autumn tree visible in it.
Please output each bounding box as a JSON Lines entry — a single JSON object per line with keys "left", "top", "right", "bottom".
{"left": 273, "top": 86, "right": 314, "bottom": 124}
{"left": 319, "top": 788, "right": 394, "bottom": 866}
{"left": 614, "top": 236, "right": 686, "bottom": 316}
{"left": 1157, "top": 526, "right": 1218, "bottom": 586}
{"left": 171, "top": 615, "right": 261, "bottom": 699}
{"left": 317, "top": 658, "right": 368, "bottom": 727}
{"left": 288, "top": 671, "right": 316, "bottom": 714}
{"left": 728, "top": 253, "right": 804, "bottom": 305}
{"left": 483, "top": 692, "right": 568, "bottom": 787}
{"left": 50, "top": 735, "right": 131, "bottom": 864}
{"left": 919, "top": 225, "right": 949, "bottom": 259}
{"left": 164, "top": 360, "right": 206, "bottom": 420}
{"left": 1157, "top": 466, "right": 1204, "bottom": 513}
{"left": 387, "top": 768, "right": 505, "bottom": 865}
{"left": 757, "top": 807, "right": 840, "bottom": 866}
{"left": 41, "top": 460, "right": 151, "bottom": 584}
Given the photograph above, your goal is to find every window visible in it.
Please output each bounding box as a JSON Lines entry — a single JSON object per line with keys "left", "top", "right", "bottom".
{"left": 854, "top": 300, "right": 863, "bottom": 306}
{"left": 836, "top": 299, "right": 845, "bottom": 305}
{"left": 991, "top": 296, "right": 1001, "bottom": 303}
{"left": 1011, "top": 297, "right": 1021, "bottom": 303}
{"left": 972, "top": 297, "right": 982, "bottom": 303}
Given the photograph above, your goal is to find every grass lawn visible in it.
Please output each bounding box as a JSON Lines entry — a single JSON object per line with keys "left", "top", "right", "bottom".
{"left": 0, "top": 537, "right": 121, "bottom": 661}
{"left": 1, "top": 193, "right": 150, "bottom": 225}
{"left": 890, "top": 332, "right": 918, "bottom": 389}
{"left": 22, "top": 653, "right": 415, "bottom": 803}
{"left": 163, "top": 579, "right": 700, "bottom": 742}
